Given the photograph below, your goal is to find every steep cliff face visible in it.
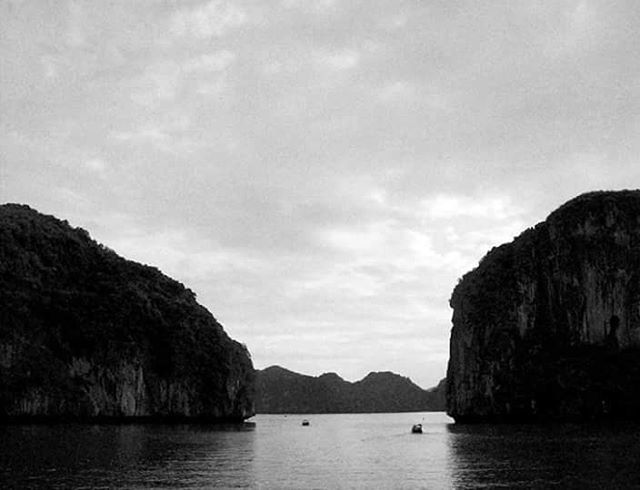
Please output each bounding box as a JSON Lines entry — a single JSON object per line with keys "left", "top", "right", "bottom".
{"left": 256, "top": 365, "right": 445, "bottom": 413}
{"left": 0, "top": 204, "right": 255, "bottom": 421}
{"left": 447, "top": 190, "right": 640, "bottom": 422}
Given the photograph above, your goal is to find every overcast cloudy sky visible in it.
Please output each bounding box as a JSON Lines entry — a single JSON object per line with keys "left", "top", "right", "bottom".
{"left": 2, "top": 0, "right": 639, "bottom": 388}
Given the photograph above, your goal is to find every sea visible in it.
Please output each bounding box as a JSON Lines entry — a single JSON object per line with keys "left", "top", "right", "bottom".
{"left": 1, "top": 412, "right": 640, "bottom": 489}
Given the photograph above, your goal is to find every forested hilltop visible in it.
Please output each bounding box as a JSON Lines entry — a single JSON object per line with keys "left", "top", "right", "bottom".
{"left": 256, "top": 365, "right": 446, "bottom": 413}
{"left": 448, "top": 190, "right": 640, "bottom": 423}
{"left": 0, "top": 204, "right": 254, "bottom": 421}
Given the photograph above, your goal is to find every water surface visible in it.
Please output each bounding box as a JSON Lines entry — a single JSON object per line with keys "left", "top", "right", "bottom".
{"left": 1, "top": 412, "right": 639, "bottom": 488}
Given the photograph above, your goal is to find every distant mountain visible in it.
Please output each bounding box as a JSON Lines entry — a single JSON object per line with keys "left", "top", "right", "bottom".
{"left": 256, "top": 366, "right": 446, "bottom": 413}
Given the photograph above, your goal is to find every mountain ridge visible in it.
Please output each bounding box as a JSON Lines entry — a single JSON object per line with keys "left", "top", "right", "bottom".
{"left": 256, "top": 365, "right": 445, "bottom": 413}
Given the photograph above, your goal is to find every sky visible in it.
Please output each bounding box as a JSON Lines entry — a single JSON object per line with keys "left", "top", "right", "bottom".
{"left": 1, "top": 0, "right": 640, "bottom": 389}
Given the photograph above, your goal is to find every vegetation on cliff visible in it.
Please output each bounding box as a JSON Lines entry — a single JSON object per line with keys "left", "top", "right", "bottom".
{"left": 256, "top": 365, "right": 446, "bottom": 413}
{"left": 0, "top": 204, "right": 255, "bottom": 421}
{"left": 447, "top": 190, "right": 640, "bottom": 422}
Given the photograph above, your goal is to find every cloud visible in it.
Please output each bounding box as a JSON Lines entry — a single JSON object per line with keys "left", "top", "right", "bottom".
{"left": 41, "top": 56, "right": 60, "bottom": 80}
{"left": 421, "top": 194, "right": 523, "bottom": 220}
{"left": 129, "top": 62, "right": 182, "bottom": 104}
{"left": 312, "top": 215, "right": 467, "bottom": 308}
{"left": 315, "top": 50, "right": 359, "bottom": 71}
{"left": 4, "top": 0, "right": 640, "bottom": 390}
{"left": 319, "top": 220, "right": 392, "bottom": 254}
{"left": 380, "top": 11, "right": 409, "bottom": 30}
{"left": 196, "top": 79, "right": 228, "bottom": 97}
{"left": 83, "top": 158, "right": 106, "bottom": 174}
{"left": 111, "top": 119, "right": 206, "bottom": 155}
{"left": 376, "top": 81, "right": 415, "bottom": 102}
{"left": 170, "top": 0, "right": 246, "bottom": 39}
{"left": 183, "top": 51, "right": 235, "bottom": 73}
{"left": 113, "top": 128, "right": 165, "bottom": 147}
{"left": 66, "top": 0, "right": 86, "bottom": 47}
{"left": 127, "top": 49, "right": 235, "bottom": 105}
{"left": 542, "top": 1, "right": 601, "bottom": 57}
{"left": 105, "top": 228, "right": 268, "bottom": 284}
{"left": 281, "top": 0, "right": 339, "bottom": 14}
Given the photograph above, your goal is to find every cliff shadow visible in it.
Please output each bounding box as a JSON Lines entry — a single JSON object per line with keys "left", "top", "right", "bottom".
{"left": 446, "top": 422, "right": 640, "bottom": 488}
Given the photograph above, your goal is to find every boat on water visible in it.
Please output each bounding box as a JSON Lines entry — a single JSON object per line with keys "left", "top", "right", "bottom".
{"left": 411, "top": 423, "right": 422, "bottom": 434}
{"left": 302, "top": 419, "right": 310, "bottom": 426}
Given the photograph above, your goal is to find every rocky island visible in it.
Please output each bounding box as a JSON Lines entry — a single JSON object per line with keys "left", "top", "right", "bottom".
{"left": 0, "top": 204, "right": 255, "bottom": 422}
{"left": 256, "top": 365, "right": 446, "bottom": 413}
{"left": 447, "top": 190, "right": 640, "bottom": 422}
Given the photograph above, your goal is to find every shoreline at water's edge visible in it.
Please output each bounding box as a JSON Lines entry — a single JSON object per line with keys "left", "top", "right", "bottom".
{"left": 0, "top": 414, "right": 254, "bottom": 425}
{"left": 254, "top": 410, "right": 450, "bottom": 416}
{"left": 450, "top": 413, "right": 640, "bottom": 425}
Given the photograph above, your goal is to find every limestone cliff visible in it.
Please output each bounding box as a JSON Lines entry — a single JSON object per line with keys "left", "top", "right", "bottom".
{"left": 447, "top": 190, "right": 640, "bottom": 422}
{"left": 0, "top": 204, "right": 255, "bottom": 421}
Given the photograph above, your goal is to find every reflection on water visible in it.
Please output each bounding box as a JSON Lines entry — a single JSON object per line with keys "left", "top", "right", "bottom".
{"left": 1, "top": 414, "right": 639, "bottom": 488}
{"left": 446, "top": 422, "right": 640, "bottom": 488}
{"left": 251, "top": 412, "right": 453, "bottom": 488}
{"left": 0, "top": 423, "right": 258, "bottom": 489}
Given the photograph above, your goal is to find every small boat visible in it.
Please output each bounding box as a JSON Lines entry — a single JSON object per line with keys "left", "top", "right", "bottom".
{"left": 302, "top": 419, "right": 310, "bottom": 426}
{"left": 411, "top": 423, "right": 422, "bottom": 434}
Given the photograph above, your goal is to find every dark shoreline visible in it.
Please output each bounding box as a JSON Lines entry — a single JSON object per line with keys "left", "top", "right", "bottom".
{"left": 450, "top": 414, "right": 640, "bottom": 425}
{"left": 0, "top": 414, "right": 255, "bottom": 425}
{"left": 255, "top": 410, "right": 443, "bottom": 415}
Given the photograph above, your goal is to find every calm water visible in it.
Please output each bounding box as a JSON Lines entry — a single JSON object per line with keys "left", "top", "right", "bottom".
{"left": 1, "top": 412, "right": 640, "bottom": 489}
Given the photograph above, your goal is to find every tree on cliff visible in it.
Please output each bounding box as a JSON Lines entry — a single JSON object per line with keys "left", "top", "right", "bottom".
{"left": 0, "top": 204, "right": 255, "bottom": 421}
{"left": 255, "top": 365, "right": 446, "bottom": 413}
{"left": 447, "top": 190, "right": 640, "bottom": 423}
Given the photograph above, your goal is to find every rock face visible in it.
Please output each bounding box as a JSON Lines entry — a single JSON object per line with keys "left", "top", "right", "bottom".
{"left": 447, "top": 190, "right": 640, "bottom": 422}
{"left": 0, "top": 204, "right": 255, "bottom": 421}
{"left": 256, "top": 365, "right": 446, "bottom": 413}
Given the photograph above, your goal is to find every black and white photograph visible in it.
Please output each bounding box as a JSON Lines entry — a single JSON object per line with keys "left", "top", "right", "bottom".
{"left": 1, "top": 0, "right": 640, "bottom": 488}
